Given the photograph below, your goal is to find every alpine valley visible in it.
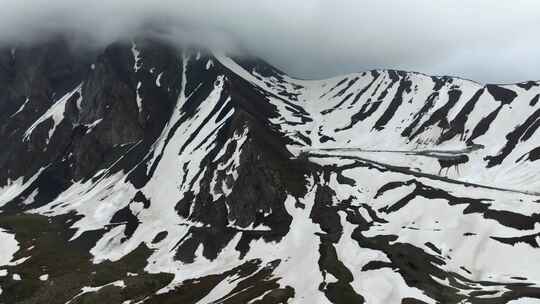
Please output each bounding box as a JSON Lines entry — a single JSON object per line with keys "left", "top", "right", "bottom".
{"left": 1, "top": 37, "right": 540, "bottom": 304}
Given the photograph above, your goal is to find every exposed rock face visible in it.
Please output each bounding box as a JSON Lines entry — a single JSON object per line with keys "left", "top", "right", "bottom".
{"left": 1, "top": 37, "right": 540, "bottom": 303}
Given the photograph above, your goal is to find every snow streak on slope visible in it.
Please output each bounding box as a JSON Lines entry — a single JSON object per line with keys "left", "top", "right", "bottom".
{"left": 23, "top": 84, "right": 83, "bottom": 144}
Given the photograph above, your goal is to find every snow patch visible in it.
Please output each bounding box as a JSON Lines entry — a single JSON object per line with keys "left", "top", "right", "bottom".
{"left": 136, "top": 82, "right": 143, "bottom": 112}
{"left": 156, "top": 72, "right": 163, "bottom": 87}
{"left": 508, "top": 298, "right": 540, "bottom": 304}
{"left": 0, "top": 229, "right": 19, "bottom": 269}
{"left": 24, "top": 84, "right": 82, "bottom": 144}
{"left": 131, "top": 42, "right": 142, "bottom": 72}
{"left": 0, "top": 168, "right": 45, "bottom": 208}
{"left": 66, "top": 280, "right": 126, "bottom": 304}
{"left": 85, "top": 119, "right": 103, "bottom": 134}
{"left": 22, "top": 189, "right": 39, "bottom": 205}
{"left": 10, "top": 97, "right": 30, "bottom": 117}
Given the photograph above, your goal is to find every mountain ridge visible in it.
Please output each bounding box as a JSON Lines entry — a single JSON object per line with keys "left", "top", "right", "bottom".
{"left": 0, "top": 37, "right": 540, "bottom": 303}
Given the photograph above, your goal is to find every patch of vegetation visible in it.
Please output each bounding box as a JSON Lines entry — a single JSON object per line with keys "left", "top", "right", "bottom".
{"left": 0, "top": 213, "right": 173, "bottom": 304}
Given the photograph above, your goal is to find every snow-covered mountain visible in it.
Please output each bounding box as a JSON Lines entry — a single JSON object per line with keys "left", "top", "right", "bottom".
{"left": 1, "top": 37, "right": 540, "bottom": 304}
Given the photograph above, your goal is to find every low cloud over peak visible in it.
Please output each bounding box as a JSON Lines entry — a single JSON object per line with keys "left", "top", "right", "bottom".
{"left": 2, "top": 0, "right": 539, "bottom": 83}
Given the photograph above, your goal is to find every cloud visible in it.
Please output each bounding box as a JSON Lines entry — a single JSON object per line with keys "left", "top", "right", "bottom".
{"left": 1, "top": 0, "right": 539, "bottom": 83}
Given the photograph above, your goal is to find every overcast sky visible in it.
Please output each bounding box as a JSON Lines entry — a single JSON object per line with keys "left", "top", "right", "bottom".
{"left": 1, "top": 0, "right": 539, "bottom": 83}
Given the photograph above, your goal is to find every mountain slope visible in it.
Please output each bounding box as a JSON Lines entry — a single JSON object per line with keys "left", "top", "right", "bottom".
{"left": 1, "top": 38, "right": 540, "bottom": 304}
